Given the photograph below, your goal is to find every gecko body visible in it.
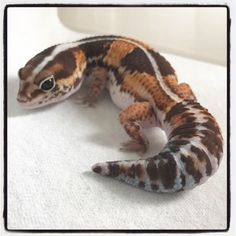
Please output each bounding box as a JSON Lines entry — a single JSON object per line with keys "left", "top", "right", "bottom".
{"left": 17, "top": 35, "right": 223, "bottom": 193}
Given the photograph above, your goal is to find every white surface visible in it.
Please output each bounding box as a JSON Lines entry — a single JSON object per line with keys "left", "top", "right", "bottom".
{"left": 7, "top": 8, "right": 227, "bottom": 230}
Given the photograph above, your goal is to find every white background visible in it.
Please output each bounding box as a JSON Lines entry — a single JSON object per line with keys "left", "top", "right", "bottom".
{"left": 58, "top": 7, "right": 227, "bottom": 65}
{"left": 0, "top": 0, "right": 232, "bottom": 235}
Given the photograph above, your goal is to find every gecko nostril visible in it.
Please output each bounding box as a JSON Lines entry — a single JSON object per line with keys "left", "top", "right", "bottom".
{"left": 17, "top": 93, "right": 29, "bottom": 103}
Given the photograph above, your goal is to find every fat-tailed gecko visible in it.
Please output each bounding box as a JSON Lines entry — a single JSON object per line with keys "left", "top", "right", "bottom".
{"left": 17, "top": 35, "right": 223, "bottom": 193}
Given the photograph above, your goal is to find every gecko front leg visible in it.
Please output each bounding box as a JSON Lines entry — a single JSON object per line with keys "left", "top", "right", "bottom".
{"left": 119, "top": 101, "right": 159, "bottom": 153}
{"left": 77, "top": 67, "right": 108, "bottom": 106}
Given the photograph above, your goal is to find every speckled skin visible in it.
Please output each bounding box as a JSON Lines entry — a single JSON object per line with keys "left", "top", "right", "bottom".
{"left": 17, "top": 35, "right": 223, "bottom": 193}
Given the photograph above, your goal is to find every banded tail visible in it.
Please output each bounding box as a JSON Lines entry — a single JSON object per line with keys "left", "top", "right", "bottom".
{"left": 92, "top": 100, "right": 223, "bottom": 193}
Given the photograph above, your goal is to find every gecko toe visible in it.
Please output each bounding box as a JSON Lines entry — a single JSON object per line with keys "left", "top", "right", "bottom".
{"left": 120, "top": 140, "right": 148, "bottom": 154}
{"left": 74, "top": 94, "right": 97, "bottom": 107}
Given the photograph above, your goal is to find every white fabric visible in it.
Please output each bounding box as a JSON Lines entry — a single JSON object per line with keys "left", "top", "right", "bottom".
{"left": 7, "top": 8, "right": 227, "bottom": 230}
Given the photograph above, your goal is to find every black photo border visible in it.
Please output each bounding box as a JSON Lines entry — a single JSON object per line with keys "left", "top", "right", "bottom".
{"left": 3, "top": 3, "right": 231, "bottom": 233}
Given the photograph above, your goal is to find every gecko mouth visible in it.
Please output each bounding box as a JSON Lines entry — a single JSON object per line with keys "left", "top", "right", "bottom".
{"left": 17, "top": 99, "right": 49, "bottom": 109}
{"left": 16, "top": 92, "right": 65, "bottom": 109}
{"left": 17, "top": 99, "right": 38, "bottom": 109}
{"left": 16, "top": 94, "right": 45, "bottom": 109}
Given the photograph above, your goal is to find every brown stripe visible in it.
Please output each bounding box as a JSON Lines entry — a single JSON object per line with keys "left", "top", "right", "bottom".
{"left": 200, "top": 130, "right": 223, "bottom": 164}
{"left": 190, "top": 146, "right": 212, "bottom": 176}
{"left": 120, "top": 47, "right": 155, "bottom": 76}
{"left": 127, "top": 164, "right": 136, "bottom": 178}
{"left": 169, "top": 122, "right": 200, "bottom": 139}
{"left": 148, "top": 49, "right": 175, "bottom": 76}
{"left": 168, "top": 140, "right": 190, "bottom": 147}
{"left": 80, "top": 39, "right": 114, "bottom": 60}
{"left": 158, "top": 155, "right": 177, "bottom": 189}
{"left": 181, "top": 112, "right": 195, "bottom": 119}
{"left": 165, "top": 102, "right": 189, "bottom": 122}
{"left": 202, "top": 120, "right": 221, "bottom": 135}
{"left": 180, "top": 173, "right": 186, "bottom": 187}
{"left": 180, "top": 154, "right": 202, "bottom": 184}
{"left": 45, "top": 50, "right": 77, "bottom": 78}
{"left": 108, "top": 163, "right": 120, "bottom": 177}
{"left": 146, "top": 159, "right": 159, "bottom": 181}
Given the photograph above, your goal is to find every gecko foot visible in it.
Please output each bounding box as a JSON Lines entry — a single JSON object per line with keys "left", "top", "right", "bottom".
{"left": 120, "top": 140, "right": 149, "bottom": 154}
{"left": 74, "top": 94, "right": 96, "bottom": 107}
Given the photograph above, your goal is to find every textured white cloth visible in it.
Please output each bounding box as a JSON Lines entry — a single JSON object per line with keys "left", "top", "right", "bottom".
{"left": 7, "top": 8, "right": 227, "bottom": 230}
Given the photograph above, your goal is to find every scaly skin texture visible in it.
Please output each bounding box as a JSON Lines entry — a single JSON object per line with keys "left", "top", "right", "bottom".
{"left": 17, "top": 35, "right": 223, "bottom": 193}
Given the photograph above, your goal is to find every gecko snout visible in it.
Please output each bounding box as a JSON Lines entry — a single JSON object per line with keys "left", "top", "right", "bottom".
{"left": 17, "top": 93, "right": 29, "bottom": 103}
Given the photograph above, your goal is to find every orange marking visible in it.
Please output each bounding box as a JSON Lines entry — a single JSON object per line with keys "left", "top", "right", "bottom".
{"left": 178, "top": 83, "right": 196, "bottom": 100}
{"left": 163, "top": 75, "right": 196, "bottom": 100}
{"left": 119, "top": 102, "right": 153, "bottom": 124}
{"left": 103, "top": 41, "right": 136, "bottom": 67}
{"left": 72, "top": 49, "right": 86, "bottom": 72}
{"left": 121, "top": 72, "right": 176, "bottom": 112}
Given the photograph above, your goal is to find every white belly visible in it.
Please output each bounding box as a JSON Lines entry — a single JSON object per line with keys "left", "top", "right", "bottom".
{"left": 107, "top": 71, "right": 135, "bottom": 110}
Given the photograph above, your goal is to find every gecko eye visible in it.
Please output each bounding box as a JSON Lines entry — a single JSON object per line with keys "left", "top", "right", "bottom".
{"left": 40, "top": 76, "right": 55, "bottom": 92}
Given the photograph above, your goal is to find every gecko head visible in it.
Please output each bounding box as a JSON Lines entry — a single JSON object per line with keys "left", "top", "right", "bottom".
{"left": 17, "top": 44, "right": 86, "bottom": 109}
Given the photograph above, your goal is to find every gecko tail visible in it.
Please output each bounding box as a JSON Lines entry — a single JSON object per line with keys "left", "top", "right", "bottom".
{"left": 92, "top": 160, "right": 144, "bottom": 178}
{"left": 92, "top": 159, "right": 157, "bottom": 191}
{"left": 91, "top": 156, "right": 187, "bottom": 193}
{"left": 92, "top": 101, "right": 223, "bottom": 193}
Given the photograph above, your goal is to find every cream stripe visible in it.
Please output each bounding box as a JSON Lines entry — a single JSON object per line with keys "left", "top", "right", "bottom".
{"left": 29, "top": 36, "right": 182, "bottom": 102}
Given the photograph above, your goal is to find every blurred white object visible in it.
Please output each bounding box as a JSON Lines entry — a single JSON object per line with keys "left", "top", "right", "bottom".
{"left": 58, "top": 7, "right": 227, "bottom": 65}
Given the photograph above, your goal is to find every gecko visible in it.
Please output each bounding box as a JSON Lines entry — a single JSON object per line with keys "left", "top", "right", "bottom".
{"left": 17, "top": 35, "right": 223, "bottom": 193}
